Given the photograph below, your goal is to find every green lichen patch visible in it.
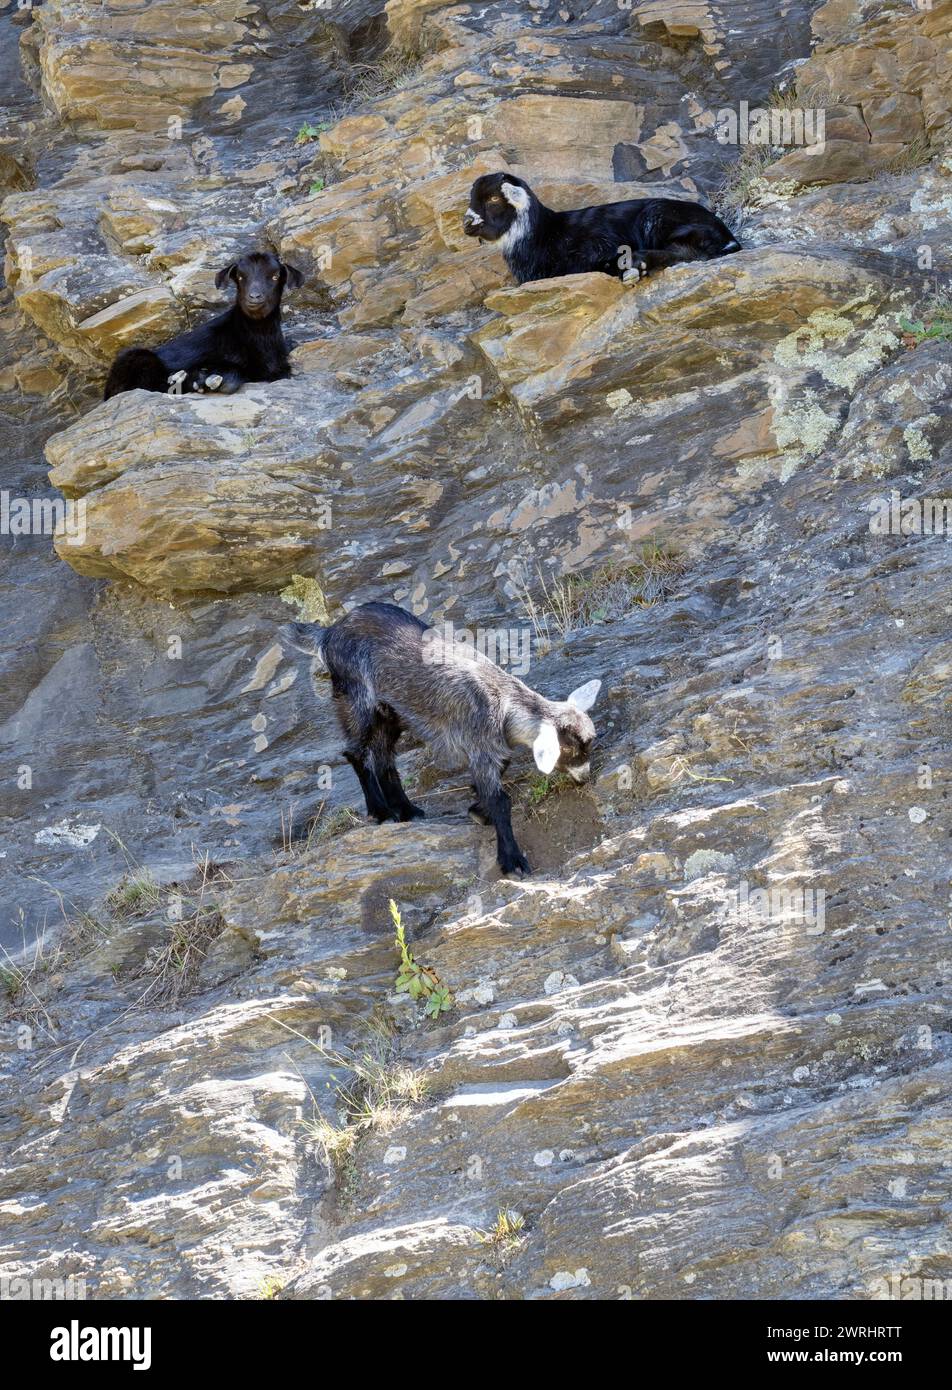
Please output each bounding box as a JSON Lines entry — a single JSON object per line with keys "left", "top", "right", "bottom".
{"left": 770, "top": 388, "right": 842, "bottom": 478}
{"left": 773, "top": 302, "right": 901, "bottom": 395}
{"left": 903, "top": 416, "right": 939, "bottom": 463}
{"left": 280, "top": 574, "right": 330, "bottom": 624}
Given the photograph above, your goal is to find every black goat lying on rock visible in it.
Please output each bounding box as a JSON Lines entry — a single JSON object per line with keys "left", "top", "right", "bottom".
{"left": 103, "top": 251, "right": 304, "bottom": 400}
{"left": 282, "top": 602, "right": 601, "bottom": 878}
{"left": 464, "top": 172, "right": 740, "bottom": 286}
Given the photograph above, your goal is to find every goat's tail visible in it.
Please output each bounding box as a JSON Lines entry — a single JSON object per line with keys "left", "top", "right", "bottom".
{"left": 103, "top": 347, "right": 169, "bottom": 401}
{"left": 279, "top": 621, "right": 329, "bottom": 665}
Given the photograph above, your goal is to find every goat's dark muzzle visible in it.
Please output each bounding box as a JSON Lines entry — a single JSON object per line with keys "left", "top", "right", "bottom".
{"left": 463, "top": 210, "right": 489, "bottom": 239}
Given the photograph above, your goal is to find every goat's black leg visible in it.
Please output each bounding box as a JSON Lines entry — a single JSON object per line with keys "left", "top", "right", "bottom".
{"left": 188, "top": 366, "right": 213, "bottom": 392}
{"left": 343, "top": 748, "right": 393, "bottom": 822}
{"left": 379, "top": 769, "right": 424, "bottom": 821}
{"left": 620, "top": 247, "right": 686, "bottom": 281}
{"left": 469, "top": 757, "right": 508, "bottom": 826}
{"left": 334, "top": 689, "right": 395, "bottom": 823}
{"left": 369, "top": 706, "right": 424, "bottom": 822}
{"left": 195, "top": 366, "right": 245, "bottom": 394}
{"left": 623, "top": 227, "right": 736, "bottom": 283}
{"left": 471, "top": 762, "right": 529, "bottom": 877}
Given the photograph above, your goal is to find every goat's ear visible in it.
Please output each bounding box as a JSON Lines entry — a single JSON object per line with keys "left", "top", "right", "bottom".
{"left": 215, "top": 263, "right": 238, "bottom": 290}
{"left": 532, "top": 721, "right": 561, "bottom": 774}
{"left": 282, "top": 262, "right": 305, "bottom": 289}
{"left": 566, "top": 678, "right": 601, "bottom": 713}
{"left": 501, "top": 180, "right": 530, "bottom": 211}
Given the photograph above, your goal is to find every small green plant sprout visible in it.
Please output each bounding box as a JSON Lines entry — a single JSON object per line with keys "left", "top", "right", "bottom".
{"left": 309, "top": 178, "right": 325, "bottom": 196}
{"left": 899, "top": 295, "right": 952, "bottom": 346}
{"left": 390, "top": 899, "right": 453, "bottom": 1018}
{"left": 259, "top": 1275, "right": 284, "bottom": 1300}
{"left": 526, "top": 773, "right": 554, "bottom": 806}
{"left": 295, "top": 121, "right": 326, "bottom": 145}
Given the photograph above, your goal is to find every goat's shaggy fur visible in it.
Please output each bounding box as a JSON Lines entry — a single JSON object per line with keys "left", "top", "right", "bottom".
{"left": 464, "top": 172, "right": 740, "bottom": 285}
{"left": 282, "top": 602, "right": 601, "bottom": 877}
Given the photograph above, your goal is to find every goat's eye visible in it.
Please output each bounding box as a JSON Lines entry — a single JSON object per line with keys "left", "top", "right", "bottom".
{"left": 488, "top": 195, "right": 503, "bottom": 205}
{"left": 271, "top": 273, "right": 279, "bottom": 280}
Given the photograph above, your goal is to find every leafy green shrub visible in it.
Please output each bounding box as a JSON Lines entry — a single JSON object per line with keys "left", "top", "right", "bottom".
{"left": 391, "top": 900, "right": 453, "bottom": 1018}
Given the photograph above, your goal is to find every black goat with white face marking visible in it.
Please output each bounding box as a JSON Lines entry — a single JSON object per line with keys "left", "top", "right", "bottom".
{"left": 282, "top": 602, "right": 601, "bottom": 878}
{"left": 103, "top": 251, "right": 304, "bottom": 400}
{"left": 464, "top": 172, "right": 740, "bottom": 286}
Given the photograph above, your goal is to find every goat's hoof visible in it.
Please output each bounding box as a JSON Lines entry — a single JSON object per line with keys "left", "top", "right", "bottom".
{"left": 398, "top": 804, "right": 426, "bottom": 821}
{"left": 621, "top": 263, "right": 648, "bottom": 284}
{"left": 205, "top": 373, "right": 224, "bottom": 391}
{"left": 499, "top": 852, "right": 531, "bottom": 878}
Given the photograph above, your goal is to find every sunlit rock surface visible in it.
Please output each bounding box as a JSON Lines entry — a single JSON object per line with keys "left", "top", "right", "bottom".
{"left": 1, "top": 0, "right": 950, "bottom": 1301}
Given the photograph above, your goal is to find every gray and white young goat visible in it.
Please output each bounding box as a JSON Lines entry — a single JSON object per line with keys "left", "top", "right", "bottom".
{"left": 282, "top": 602, "right": 601, "bottom": 877}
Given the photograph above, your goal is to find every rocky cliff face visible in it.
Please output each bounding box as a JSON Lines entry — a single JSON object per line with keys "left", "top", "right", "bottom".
{"left": 1, "top": 0, "right": 950, "bottom": 1300}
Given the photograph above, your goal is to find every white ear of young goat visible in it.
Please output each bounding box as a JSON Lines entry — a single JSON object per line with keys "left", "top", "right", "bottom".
{"left": 501, "top": 181, "right": 531, "bottom": 211}
{"left": 532, "top": 722, "right": 561, "bottom": 774}
{"left": 566, "top": 678, "right": 601, "bottom": 712}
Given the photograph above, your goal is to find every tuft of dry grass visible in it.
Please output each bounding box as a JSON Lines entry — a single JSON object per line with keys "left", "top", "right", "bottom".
{"left": 292, "top": 39, "right": 434, "bottom": 195}
{"left": 135, "top": 854, "right": 226, "bottom": 1006}
{"left": 0, "top": 934, "right": 50, "bottom": 1012}
{"left": 313, "top": 1017, "right": 430, "bottom": 1128}
{"left": 275, "top": 1014, "right": 430, "bottom": 1191}
{"left": 0, "top": 935, "right": 60, "bottom": 1040}
{"left": 476, "top": 1209, "right": 527, "bottom": 1266}
{"left": 793, "top": 77, "right": 849, "bottom": 108}
{"left": 885, "top": 136, "right": 937, "bottom": 176}
{"left": 515, "top": 542, "right": 685, "bottom": 647}
{"left": 303, "top": 1113, "right": 363, "bottom": 1185}
{"left": 714, "top": 145, "right": 784, "bottom": 217}
{"left": 341, "top": 47, "right": 426, "bottom": 105}
{"left": 1, "top": 890, "right": 107, "bottom": 1038}
{"left": 307, "top": 43, "right": 427, "bottom": 137}
{"left": 3, "top": 845, "right": 232, "bottom": 1041}
{"left": 277, "top": 800, "right": 363, "bottom": 861}
{"left": 105, "top": 871, "right": 161, "bottom": 919}
{"left": 137, "top": 910, "right": 223, "bottom": 1006}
